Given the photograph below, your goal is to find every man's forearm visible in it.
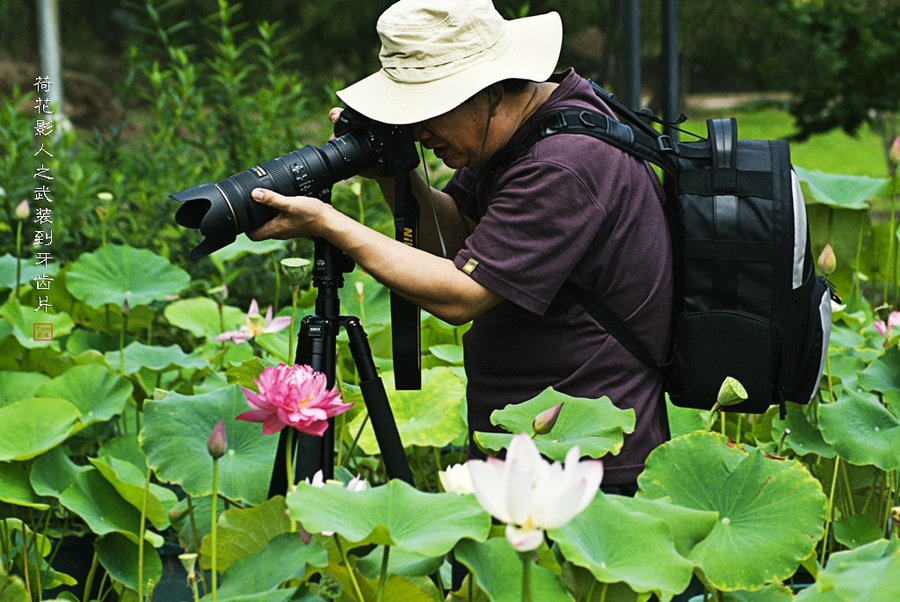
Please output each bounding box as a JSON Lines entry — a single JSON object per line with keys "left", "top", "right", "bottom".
{"left": 374, "top": 172, "right": 473, "bottom": 258}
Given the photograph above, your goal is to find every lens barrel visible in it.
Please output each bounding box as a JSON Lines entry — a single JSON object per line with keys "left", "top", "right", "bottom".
{"left": 172, "top": 129, "right": 379, "bottom": 260}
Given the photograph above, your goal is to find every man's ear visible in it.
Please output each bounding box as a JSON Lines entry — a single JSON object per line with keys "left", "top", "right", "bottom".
{"left": 486, "top": 83, "right": 503, "bottom": 115}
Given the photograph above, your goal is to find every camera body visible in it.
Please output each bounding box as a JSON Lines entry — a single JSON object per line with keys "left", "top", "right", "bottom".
{"left": 171, "top": 109, "right": 418, "bottom": 260}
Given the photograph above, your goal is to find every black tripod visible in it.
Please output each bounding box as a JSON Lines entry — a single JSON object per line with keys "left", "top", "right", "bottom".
{"left": 267, "top": 199, "right": 415, "bottom": 496}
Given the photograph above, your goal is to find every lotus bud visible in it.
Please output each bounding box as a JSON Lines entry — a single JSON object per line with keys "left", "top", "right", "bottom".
{"left": 355, "top": 280, "right": 365, "bottom": 303}
{"left": 716, "top": 376, "right": 748, "bottom": 408}
{"left": 207, "top": 419, "right": 228, "bottom": 459}
{"left": 890, "top": 136, "right": 900, "bottom": 166}
{"left": 209, "top": 284, "right": 228, "bottom": 304}
{"left": 439, "top": 463, "right": 475, "bottom": 495}
{"left": 97, "top": 191, "right": 114, "bottom": 202}
{"left": 15, "top": 199, "right": 30, "bottom": 220}
{"left": 178, "top": 553, "right": 198, "bottom": 577}
{"left": 532, "top": 402, "right": 564, "bottom": 435}
{"left": 280, "top": 257, "right": 311, "bottom": 287}
{"left": 817, "top": 244, "right": 836, "bottom": 275}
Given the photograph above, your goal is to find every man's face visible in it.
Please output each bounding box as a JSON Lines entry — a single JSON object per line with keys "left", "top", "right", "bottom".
{"left": 411, "top": 93, "right": 492, "bottom": 169}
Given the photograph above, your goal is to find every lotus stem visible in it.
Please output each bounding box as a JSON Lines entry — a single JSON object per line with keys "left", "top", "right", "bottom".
{"left": 211, "top": 458, "right": 220, "bottom": 601}
{"left": 520, "top": 551, "right": 533, "bottom": 602}
{"left": 376, "top": 545, "right": 391, "bottom": 602}
{"left": 15, "top": 220, "right": 23, "bottom": 299}
{"left": 288, "top": 284, "right": 298, "bottom": 364}
{"left": 138, "top": 465, "right": 152, "bottom": 600}
{"left": 334, "top": 535, "right": 365, "bottom": 602}
{"left": 821, "top": 457, "right": 841, "bottom": 565}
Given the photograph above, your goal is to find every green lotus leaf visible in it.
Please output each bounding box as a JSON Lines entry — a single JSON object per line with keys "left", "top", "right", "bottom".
{"left": 57, "top": 467, "right": 145, "bottom": 542}
{"left": 201, "top": 495, "right": 292, "bottom": 573}
{"left": 885, "top": 388, "right": 900, "bottom": 416}
{"left": 638, "top": 431, "right": 827, "bottom": 591}
{"left": 818, "top": 389, "right": 900, "bottom": 470}
{"left": 141, "top": 386, "right": 278, "bottom": 504}
{"left": 0, "top": 462, "right": 50, "bottom": 509}
{"left": 0, "top": 573, "right": 28, "bottom": 600}
{"left": 0, "top": 370, "right": 52, "bottom": 407}
{"left": 666, "top": 399, "right": 707, "bottom": 438}
{"left": 0, "top": 296, "right": 74, "bottom": 350}
{"left": 30, "top": 446, "right": 92, "bottom": 497}
{"left": 611, "top": 495, "right": 721, "bottom": 559}
{"left": 95, "top": 532, "right": 162, "bottom": 594}
{"left": 356, "top": 546, "right": 444, "bottom": 580}
{"left": 832, "top": 514, "right": 884, "bottom": 549}
{"left": 216, "top": 532, "right": 328, "bottom": 598}
{"left": 65, "top": 244, "right": 190, "bottom": 309}
{"left": 0, "top": 518, "right": 75, "bottom": 591}
{"left": 209, "top": 233, "right": 287, "bottom": 263}
{"left": 0, "top": 397, "right": 81, "bottom": 461}
{"left": 90, "top": 456, "right": 177, "bottom": 530}
{"left": 719, "top": 583, "right": 795, "bottom": 601}
{"left": 105, "top": 340, "right": 209, "bottom": 375}
{"left": 223, "top": 356, "right": 267, "bottom": 389}
{"left": 794, "top": 166, "right": 889, "bottom": 210}
{"left": 773, "top": 403, "right": 835, "bottom": 458}
{"left": 475, "top": 388, "right": 636, "bottom": 462}
{"left": 794, "top": 538, "right": 899, "bottom": 602}
{"left": 350, "top": 367, "right": 467, "bottom": 454}
{"left": 552, "top": 493, "right": 713, "bottom": 600}
{"left": 164, "top": 296, "right": 247, "bottom": 340}
{"left": 454, "top": 538, "right": 574, "bottom": 602}
{"left": 35, "top": 364, "right": 131, "bottom": 425}
{"left": 0, "top": 253, "right": 59, "bottom": 291}
{"left": 287, "top": 479, "right": 491, "bottom": 557}
{"left": 428, "top": 343, "right": 464, "bottom": 365}
{"left": 857, "top": 346, "right": 900, "bottom": 394}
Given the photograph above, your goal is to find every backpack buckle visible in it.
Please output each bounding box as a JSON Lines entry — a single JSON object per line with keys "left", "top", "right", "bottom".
{"left": 657, "top": 135, "right": 676, "bottom": 154}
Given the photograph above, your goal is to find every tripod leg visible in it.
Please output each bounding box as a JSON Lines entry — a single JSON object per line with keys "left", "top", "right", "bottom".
{"left": 344, "top": 317, "right": 415, "bottom": 485}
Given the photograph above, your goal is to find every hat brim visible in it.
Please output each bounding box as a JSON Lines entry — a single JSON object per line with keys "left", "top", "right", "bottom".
{"left": 336, "top": 11, "right": 563, "bottom": 125}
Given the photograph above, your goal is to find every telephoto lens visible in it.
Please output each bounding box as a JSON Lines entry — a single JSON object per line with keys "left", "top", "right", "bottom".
{"left": 172, "top": 114, "right": 380, "bottom": 260}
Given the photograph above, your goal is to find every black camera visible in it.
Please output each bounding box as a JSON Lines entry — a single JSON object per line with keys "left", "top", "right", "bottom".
{"left": 171, "top": 109, "right": 418, "bottom": 260}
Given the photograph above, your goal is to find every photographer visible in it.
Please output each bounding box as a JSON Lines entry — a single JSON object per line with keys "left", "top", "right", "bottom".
{"left": 248, "top": 0, "right": 672, "bottom": 492}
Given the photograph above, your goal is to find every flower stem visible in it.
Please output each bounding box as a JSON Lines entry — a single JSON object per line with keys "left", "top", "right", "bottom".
{"left": 334, "top": 534, "right": 365, "bottom": 602}
{"left": 211, "top": 458, "right": 220, "bottom": 601}
{"left": 138, "top": 465, "right": 151, "bottom": 600}
{"left": 820, "top": 456, "right": 840, "bottom": 565}
{"left": 288, "top": 285, "right": 298, "bottom": 363}
{"left": 284, "top": 428, "right": 297, "bottom": 532}
{"left": 15, "top": 220, "right": 22, "bottom": 299}
{"left": 376, "top": 545, "right": 391, "bottom": 602}
{"left": 520, "top": 552, "right": 533, "bottom": 602}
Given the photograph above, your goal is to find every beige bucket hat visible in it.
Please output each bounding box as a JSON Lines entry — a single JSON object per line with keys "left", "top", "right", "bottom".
{"left": 336, "top": 0, "right": 563, "bottom": 125}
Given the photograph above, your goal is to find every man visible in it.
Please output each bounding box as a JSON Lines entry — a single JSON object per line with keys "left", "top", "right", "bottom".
{"left": 249, "top": 0, "right": 672, "bottom": 490}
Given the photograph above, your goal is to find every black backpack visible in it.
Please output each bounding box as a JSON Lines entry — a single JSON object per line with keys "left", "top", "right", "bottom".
{"left": 499, "top": 81, "right": 836, "bottom": 416}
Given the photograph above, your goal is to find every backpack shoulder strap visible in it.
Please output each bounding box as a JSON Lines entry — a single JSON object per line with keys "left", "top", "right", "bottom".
{"left": 565, "top": 283, "right": 665, "bottom": 369}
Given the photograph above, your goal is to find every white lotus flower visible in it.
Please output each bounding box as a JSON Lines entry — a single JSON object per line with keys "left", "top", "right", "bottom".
{"left": 439, "top": 463, "right": 475, "bottom": 495}
{"left": 467, "top": 433, "right": 604, "bottom": 551}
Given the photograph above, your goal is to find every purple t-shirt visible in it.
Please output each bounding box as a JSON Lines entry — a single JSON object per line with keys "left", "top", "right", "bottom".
{"left": 444, "top": 69, "right": 673, "bottom": 485}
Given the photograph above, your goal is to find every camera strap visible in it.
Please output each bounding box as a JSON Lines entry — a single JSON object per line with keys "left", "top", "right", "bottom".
{"left": 391, "top": 171, "right": 422, "bottom": 390}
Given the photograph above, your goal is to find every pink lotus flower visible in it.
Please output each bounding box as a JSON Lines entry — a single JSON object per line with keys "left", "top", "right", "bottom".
{"left": 237, "top": 364, "right": 352, "bottom": 436}
{"left": 216, "top": 299, "right": 291, "bottom": 344}
{"left": 874, "top": 310, "right": 900, "bottom": 341}
{"left": 467, "top": 433, "right": 603, "bottom": 552}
